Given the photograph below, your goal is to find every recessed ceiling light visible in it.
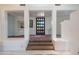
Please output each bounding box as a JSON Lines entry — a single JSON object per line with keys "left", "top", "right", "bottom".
{"left": 55, "top": 4, "right": 61, "bottom": 6}
{"left": 37, "top": 12, "right": 45, "bottom": 17}
{"left": 20, "top": 4, "right": 25, "bottom": 6}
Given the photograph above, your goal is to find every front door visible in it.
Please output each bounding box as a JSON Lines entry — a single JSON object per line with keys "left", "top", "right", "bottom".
{"left": 36, "top": 17, "right": 45, "bottom": 35}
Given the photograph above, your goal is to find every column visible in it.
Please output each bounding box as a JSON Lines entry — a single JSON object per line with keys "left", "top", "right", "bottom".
{"left": 52, "top": 5, "right": 57, "bottom": 39}
{"left": 0, "top": 10, "right": 7, "bottom": 51}
{"left": 24, "top": 4, "right": 29, "bottom": 49}
{"left": 0, "top": 10, "right": 7, "bottom": 41}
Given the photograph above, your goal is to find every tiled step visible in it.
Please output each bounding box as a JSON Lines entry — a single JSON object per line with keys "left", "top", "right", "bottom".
{"left": 26, "top": 41, "right": 54, "bottom": 50}
{"left": 28, "top": 42, "right": 53, "bottom": 46}
{"left": 27, "top": 45, "right": 54, "bottom": 50}
{"left": 29, "top": 39, "right": 52, "bottom": 42}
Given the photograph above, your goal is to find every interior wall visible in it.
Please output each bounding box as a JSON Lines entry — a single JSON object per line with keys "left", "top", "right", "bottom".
{"left": 56, "top": 10, "right": 75, "bottom": 38}
{"left": 15, "top": 16, "right": 24, "bottom": 36}
{"left": 8, "top": 14, "right": 15, "bottom": 36}
{"left": 8, "top": 14, "right": 24, "bottom": 36}
{"left": 61, "top": 11, "right": 79, "bottom": 53}
{"left": 29, "top": 17, "right": 36, "bottom": 35}
{"left": 55, "top": 4, "right": 79, "bottom": 10}
{"left": 54, "top": 4, "right": 79, "bottom": 38}
{"left": 45, "top": 17, "right": 52, "bottom": 35}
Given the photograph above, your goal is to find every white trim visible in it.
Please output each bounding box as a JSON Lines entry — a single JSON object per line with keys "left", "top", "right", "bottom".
{"left": 52, "top": 5, "right": 57, "bottom": 39}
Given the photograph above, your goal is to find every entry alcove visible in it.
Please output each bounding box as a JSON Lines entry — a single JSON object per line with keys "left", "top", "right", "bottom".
{"left": 7, "top": 11, "right": 24, "bottom": 38}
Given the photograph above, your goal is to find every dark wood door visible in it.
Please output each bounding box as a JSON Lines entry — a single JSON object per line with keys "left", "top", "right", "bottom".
{"left": 36, "top": 17, "right": 45, "bottom": 35}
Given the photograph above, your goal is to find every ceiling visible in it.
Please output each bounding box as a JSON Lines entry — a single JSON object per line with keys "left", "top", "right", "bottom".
{"left": 29, "top": 11, "right": 52, "bottom": 17}
{"left": 8, "top": 11, "right": 24, "bottom": 16}
{"left": 8, "top": 10, "right": 52, "bottom": 17}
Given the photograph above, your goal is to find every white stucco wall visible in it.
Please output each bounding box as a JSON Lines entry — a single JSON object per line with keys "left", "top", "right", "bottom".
{"left": 61, "top": 11, "right": 79, "bottom": 54}
{"left": 53, "top": 4, "right": 79, "bottom": 51}
{"left": 0, "top": 4, "right": 27, "bottom": 51}
{"left": 55, "top": 4, "right": 79, "bottom": 38}
{"left": 56, "top": 10, "right": 75, "bottom": 37}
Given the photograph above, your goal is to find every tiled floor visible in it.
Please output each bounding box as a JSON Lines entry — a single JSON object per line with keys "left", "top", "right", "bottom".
{"left": 0, "top": 37, "right": 77, "bottom": 55}
{"left": 30, "top": 35, "right": 52, "bottom": 41}
{"left": 0, "top": 50, "right": 73, "bottom": 55}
